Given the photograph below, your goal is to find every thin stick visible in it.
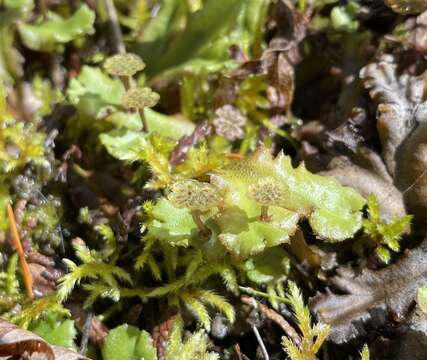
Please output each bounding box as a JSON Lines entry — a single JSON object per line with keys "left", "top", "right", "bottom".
{"left": 39, "top": 0, "right": 47, "bottom": 18}
{"left": 79, "top": 310, "right": 94, "bottom": 355}
{"left": 138, "top": 108, "right": 149, "bottom": 134}
{"left": 104, "top": 0, "right": 126, "bottom": 54}
{"left": 402, "top": 168, "right": 427, "bottom": 195}
{"left": 234, "top": 344, "right": 243, "bottom": 360}
{"left": 234, "top": 343, "right": 250, "bottom": 360}
{"left": 251, "top": 324, "right": 269, "bottom": 360}
{"left": 241, "top": 295, "right": 301, "bottom": 347}
{"left": 225, "top": 153, "right": 245, "bottom": 160}
{"left": 7, "top": 204, "right": 33, "bottom": 299}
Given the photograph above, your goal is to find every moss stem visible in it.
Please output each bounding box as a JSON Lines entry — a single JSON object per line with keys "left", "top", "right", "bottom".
{"left": 119, "top": 76, "right": 149, "bottom": 133}
{"left": 120, "top": 75, "right": 132, "bottom": 91}
{"left": 191, "top": 210, "right": 210, "bottom": 237}
{"left": 138, "top": 108, "right": 149, "bottom": 133}
{"left": 260, "top": 205, "right": 271, "bottom": 222}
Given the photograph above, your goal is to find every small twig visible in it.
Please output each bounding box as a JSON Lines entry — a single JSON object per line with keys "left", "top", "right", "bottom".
{"left": 79, "top": 310, "right": 94, "bottom": 355}
{"left": 241, "top": 295, "right": 301, "bottom": 347}
{"left": 138, "top": 108, "right": 149, "bottom": 135}
{"left": 39, "top": 0, "right": 47, "bottom": 18}
{"left": 251, "top": 324, "right": 269, "bottom": 360}
{"left": 234, "top": 343, "right": 243, "bottom": 360}
{"left": 402, "top": 168, "right": 427, "bottom": 195}
{"left": 169, "top": 120, "right": 212, "bottom": 166}
{"left": 6, "top": 204, "right": 33, "bottom": 299}
{"left": 103, "top": 0, "right": 126, "bottom": 54}
{"left": 224, "top": 153, "right": 245, "bottom": 160}
{"left": 234, "top": 343, "right": 251, "bottom": 360}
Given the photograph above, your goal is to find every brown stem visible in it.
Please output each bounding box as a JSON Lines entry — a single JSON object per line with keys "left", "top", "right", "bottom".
{"left": 7, "top": 204, "right": 33, "bottom": 299}
{"left": 260, "top": 205, "right": 271, "bottom": 222}
{"left": 119, "top": 77, "right": 148, "bottom": 132}
{"left": 191, "top": 210, "right": 210, "bottom": 237}
{"left": 241, "top": 295, "right": 301, "bottom": 347}
{"left": 39, "top": 0, "right": 47, "bottom": 18}
{"left": 119, "top": 76, "right": 132, "bottom": 91}
{"left": 138, "top": 108, "right": 149, "bottom": 133}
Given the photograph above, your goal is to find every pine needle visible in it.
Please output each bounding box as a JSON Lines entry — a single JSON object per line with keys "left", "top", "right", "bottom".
{"left": 6, "top": 203, "right": 33, "bottom": 299}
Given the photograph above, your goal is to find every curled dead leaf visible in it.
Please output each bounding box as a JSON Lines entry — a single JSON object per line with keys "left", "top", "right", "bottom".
{"left": 395, "top": 122, "right": 427, "bottom": 219}
{"left": 310, "top": 237, "right": 427, "bottom": 344}
{"left": 360, "top": 55, "right": 426, "bottom": 175}
{"left": 0, "top": 319, "right": 90, "bottom": 359}
{"left": 405, "top": 11, "right": 427, "bottom": 53}
{"left": 321, "top": 149, "right": 407, "bottom": 220}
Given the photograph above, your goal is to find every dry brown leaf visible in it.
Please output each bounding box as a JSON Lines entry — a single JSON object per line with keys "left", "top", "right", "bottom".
{"left": 405, "top": 11, "right": 427, "bottom": 53}
{"left": 395, "top": 122, "right": 427, "bottom": 219}
{"left": 360, "top": 55, "right": 427, "bottom": 175}
{"left": 0, "top": 319, "right": 90, "bottom": 360}
{"left": 391, "top": 292, "right": 427, "bottom": 360}
{"left": 169, "top": 120, "right": 211, "bottom": 166}
{"left": 310, "top": 237, "right": 427, "bottom": 344}
{"left": 321, "top": 149, "right": 406, "bottom": 220}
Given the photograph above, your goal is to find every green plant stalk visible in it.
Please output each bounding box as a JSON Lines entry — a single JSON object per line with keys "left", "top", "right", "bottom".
{"left": 119, "top": 76, "right": 149, "bottom": 133}
{"left": 138, "top": 108, "right": 149, "bottom": 134}
{"left": 239, "top": 286, "right": 289, "bottom": 304}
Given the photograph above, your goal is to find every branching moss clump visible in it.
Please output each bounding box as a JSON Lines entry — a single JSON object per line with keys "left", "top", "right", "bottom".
{"left": 361, "top": 194, "right": 412, "bottom": 263}
{"left": 282, "top": 282, "right": 330, "bottom": 360}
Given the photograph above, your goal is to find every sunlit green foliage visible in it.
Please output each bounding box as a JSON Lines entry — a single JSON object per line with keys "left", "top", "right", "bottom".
{"left": 330, "top": 1, "right": 360, "bottom": 32}
{"left": 5, "top": 294, "right": 70, "bottom": 329}
{"left": 282, "top": 282, "right": 330, "bottom": 360}
{"left": 30, "top": 313, "right": 77, "bottom": 348}
{"left": 363, "top": 195, "right": 412, "bottom": 263}
{"left": 22, "top": 196, "right": 62, "bottom": 252}
{"left": 0, "top": 254, "right": 22, "bottom": 312}
{"left": 0, "top": 84, "right": 48, "bottom": 175}
{"left": 58, "top": 239, "right": 132, "bottom": 305}
{"left": 17, "top": 4, "right": 95, "bottom": 52}
{"left": 101, "top": 324, "right": 157, "bottom": 360}
{"left": 68, "top": 66, "right": 194, "bottom": 137}
{"left": 360, "top": 344, "right": 370, "bottom": 360}
{"left": 0, "top": 0, "right": 396, "bottom": 358}
{"left": 165, "top": 316, "right": 219, "bottom": 360}
{"left": 138, "top": 0, "right": 269, "bottom": 77}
